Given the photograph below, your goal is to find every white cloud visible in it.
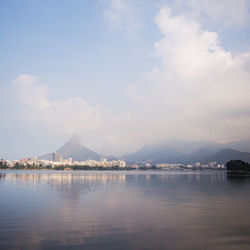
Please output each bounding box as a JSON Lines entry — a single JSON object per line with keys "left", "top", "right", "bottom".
{"left": 13, "top": 74, "right": 101, "bottom": 136}
{"left": 174, "top": 0, "right": 250, "bottom": 27}
{"left": 129, "top": 7, "right": 250, "bottom": 143}
{"left": 11, "top": 74, "right": 139, "bottom": 155}
{"left": 13, "top": 74, "right": 50, "bottom": 110}
{"left": 102, "top": 0, "right": 142, "bottom": 34}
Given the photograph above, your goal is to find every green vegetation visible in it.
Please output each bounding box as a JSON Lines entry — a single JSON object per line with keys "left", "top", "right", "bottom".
{"left": 226, "top": 160, "right": 250, "bottom": 175}
{"left": 0, "top": 161, "right": 8, "bottom": 169}
{"left": 138, "top": 165, "right": 159, "bottom": 170}
{"left": 12, "top": 163, "right": 53, "bottom": 170}
{"left": 0, "top": 162, "right": 134, "bottom": 171}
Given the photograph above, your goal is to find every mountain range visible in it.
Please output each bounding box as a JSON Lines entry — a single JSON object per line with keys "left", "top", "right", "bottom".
{"left": 121, "top": 138, "right": 250, "bottom": 164}
{"left": 39, "top": 136, "right": 250, "bottom": 164}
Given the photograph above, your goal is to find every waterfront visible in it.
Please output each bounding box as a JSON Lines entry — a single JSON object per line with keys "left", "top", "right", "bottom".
{"left": 0, "top": 170, "right": 250, "bottom": 249}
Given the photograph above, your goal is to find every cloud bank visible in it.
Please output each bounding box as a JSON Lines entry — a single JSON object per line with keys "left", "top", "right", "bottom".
{"left": 182, "top": 0, "right": 250, "bottom": 27}
{"left": 10, "top": 5, "right": 250, "bottom": 155}
{"left": 130, "top": 7, "right": 250, "bottom": 143}
{"left": 13, "top": 74, "right": 101, "bottom": 135}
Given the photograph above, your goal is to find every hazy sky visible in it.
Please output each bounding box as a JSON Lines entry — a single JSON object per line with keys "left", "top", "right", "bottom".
{"left": 1, "top": 0, "right": 250, "bottom": 159}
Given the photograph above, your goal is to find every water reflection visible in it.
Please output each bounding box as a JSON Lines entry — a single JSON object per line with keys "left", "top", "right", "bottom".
{"left": 1, "top": 171, "right": 126, "bottom": 185}
{"left": 227, "top": 175, "right": 250, "bottom": 184}
{"left": 0, "top": 170, "right": 250, "bottom": 249}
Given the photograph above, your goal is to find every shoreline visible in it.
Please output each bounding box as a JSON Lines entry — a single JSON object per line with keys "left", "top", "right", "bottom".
{"left": 0, "top": 168, "right": 226, "bottom": 171}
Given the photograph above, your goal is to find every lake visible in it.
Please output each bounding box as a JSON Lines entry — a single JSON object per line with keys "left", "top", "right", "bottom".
{"left": 0, "top": 170, "right": 250, "bottom": 249}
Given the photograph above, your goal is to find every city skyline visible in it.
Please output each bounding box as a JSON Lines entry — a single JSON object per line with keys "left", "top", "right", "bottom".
{"left": 0, "top": 0, "right": 250, "bottom": 159}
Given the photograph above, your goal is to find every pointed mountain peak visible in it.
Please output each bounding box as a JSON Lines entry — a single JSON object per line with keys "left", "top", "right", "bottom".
{"left": 52, "top": 134, "right": 100, "bottom": 161}
{"left": 68, "top": 134, "right": 82, "bottom": 146}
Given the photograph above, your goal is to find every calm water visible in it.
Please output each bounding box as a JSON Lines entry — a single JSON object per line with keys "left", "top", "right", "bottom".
{"left": 0, "top": 170, "right": 250, "bottom": 250}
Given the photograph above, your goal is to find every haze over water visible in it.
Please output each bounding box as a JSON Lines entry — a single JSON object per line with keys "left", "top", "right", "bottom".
{"left": 1, "top": 170, "right": 250, "bottom": 249}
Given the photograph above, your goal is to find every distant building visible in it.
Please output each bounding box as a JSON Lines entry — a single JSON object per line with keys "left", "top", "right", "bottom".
{"left": 52, "top": 152, "right": 58, "bottom": 162}
{"left": 118, "top": 160, "right": 126, "bottom": 168}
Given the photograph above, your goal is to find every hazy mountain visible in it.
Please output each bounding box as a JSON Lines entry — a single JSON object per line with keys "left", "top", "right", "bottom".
{"left": 122, "top": 138, "right": 250, "bottom": 164}
{"left": 122, "top": 138, "right": 221, "bottom": 163}
{"left": 39, "top": 136, "right": 250, "bottom": 163}
{"left": 201, "top": 149, "right": 250, "bottom": 164}
{"left": 152, "top": 137, "right": 223, "bottom": 154}
{"left": 122, "top": 144, "right": 181, "bottom": 163}
{"left": 40, "top": 135, "right": 101, "bottom": 161}
{"left": 224, "top": 140, "right": 250, "bottom": 153}
{"left": 178, "top": 148, "right": 214, "bottom": 164}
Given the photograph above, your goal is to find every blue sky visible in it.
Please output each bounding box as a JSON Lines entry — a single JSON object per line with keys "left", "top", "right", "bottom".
{"left": 0, "top": 0, "right": 250, "bottom": 159}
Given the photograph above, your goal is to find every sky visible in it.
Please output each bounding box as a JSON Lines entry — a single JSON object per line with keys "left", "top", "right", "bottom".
{"left": 0, "top": 0, "right": 250, "bottom": 159}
